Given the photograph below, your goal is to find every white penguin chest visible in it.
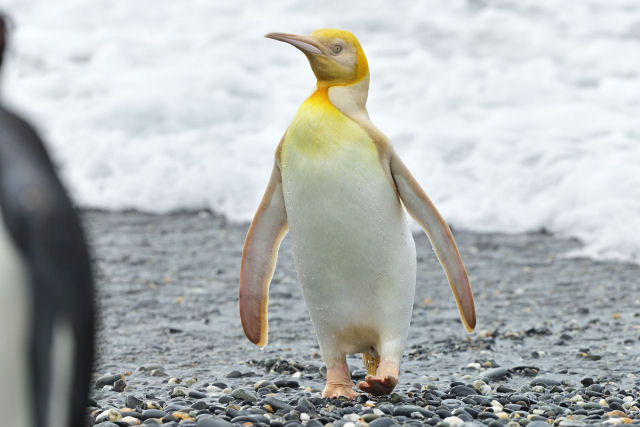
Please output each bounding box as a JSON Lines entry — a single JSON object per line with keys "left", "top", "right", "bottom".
{"left": 0, "top": 207, "right": 33, "bottom": 427}
{"left": 280, "top": 101, "right": 415, "bottom": 295}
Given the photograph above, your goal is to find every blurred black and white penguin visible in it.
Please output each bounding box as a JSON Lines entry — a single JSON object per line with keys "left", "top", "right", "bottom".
{"left": 0, "top": 14, "right": 94, "bottom": 427}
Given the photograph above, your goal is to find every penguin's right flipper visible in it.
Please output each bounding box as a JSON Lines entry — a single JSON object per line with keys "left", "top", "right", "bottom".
{"left": 0, "top": 108, "right": 94, "bottom": 427}
{"left": 389, "top": 152, "right": 476, "bottom": 332}
{"left": 239, "top": 163, "right": 288, "bottom": 347}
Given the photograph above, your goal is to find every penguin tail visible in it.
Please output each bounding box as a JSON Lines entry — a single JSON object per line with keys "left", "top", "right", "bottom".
{"left": 362, "top": 353, "right": 380, "bottom": 376}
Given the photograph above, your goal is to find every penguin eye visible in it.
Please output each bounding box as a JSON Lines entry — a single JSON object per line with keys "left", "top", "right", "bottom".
{"left": 331, "top": 44, "right": 343, "bottom": 55}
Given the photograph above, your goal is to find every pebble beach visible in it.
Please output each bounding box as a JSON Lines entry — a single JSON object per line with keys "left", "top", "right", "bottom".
{"left": 86, "top": 211, "right": 640, "bottom": 426}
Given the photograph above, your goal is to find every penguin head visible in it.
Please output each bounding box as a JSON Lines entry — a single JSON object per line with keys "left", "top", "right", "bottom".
{"left": 266, "top": 29, "right": 369, "bottom": 87}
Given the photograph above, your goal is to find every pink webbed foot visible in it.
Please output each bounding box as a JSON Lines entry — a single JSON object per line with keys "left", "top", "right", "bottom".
{"left": 322, "top": 364, "right": 359, "bottom": 399}
{"left": 356, "top": 360, "right": 399, "bottom": 396}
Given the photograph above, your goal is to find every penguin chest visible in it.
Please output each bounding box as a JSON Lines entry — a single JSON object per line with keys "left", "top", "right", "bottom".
{"left": 0, "top": 208, "right": 32, "bottom": 426}
{"left": 279, "top": 103, "right": 416, "bottom": 345}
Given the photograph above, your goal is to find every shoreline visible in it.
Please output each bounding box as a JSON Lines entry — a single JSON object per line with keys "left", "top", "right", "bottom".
{"left": 85, "top": 210, "right": 640, "bottom": 426}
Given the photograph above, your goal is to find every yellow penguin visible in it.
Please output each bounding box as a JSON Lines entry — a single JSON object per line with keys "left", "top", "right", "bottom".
{"left": 240, "top": 29, "right": 475, "bottom": 398}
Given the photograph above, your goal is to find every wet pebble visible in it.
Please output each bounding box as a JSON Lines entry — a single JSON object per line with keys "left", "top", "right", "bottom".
{"left": 231, "top": 387, "right": 258, "bottom": 403}
{"left": 96, "top": 374, "right": 123, "bottom": 388}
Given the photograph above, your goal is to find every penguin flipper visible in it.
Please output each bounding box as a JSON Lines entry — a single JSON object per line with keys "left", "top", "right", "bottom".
{"left": 389, "top": 153, "right": 476, "bottom": 332}
{"left": 239, "top": 164, "right": 288, "bottom": 347}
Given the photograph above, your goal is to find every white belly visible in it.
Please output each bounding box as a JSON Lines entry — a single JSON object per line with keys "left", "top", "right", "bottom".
{"left": 0, "top": 208, "right": 33, "bottom": 427}
{"left": 281, "top": 139, "right": 416, "bottom": 357}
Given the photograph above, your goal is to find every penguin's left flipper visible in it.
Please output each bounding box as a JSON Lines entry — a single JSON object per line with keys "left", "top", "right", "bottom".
{"left": 390, "top": 152, "right": 476, "bottom": 332}
{"left": 0, "top": 108, "right": 94, "bottom": 427}
{"left": 239, "top": 163, "right": 289, "bottom": 347}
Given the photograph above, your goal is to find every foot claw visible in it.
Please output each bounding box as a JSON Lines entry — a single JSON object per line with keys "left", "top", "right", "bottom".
{"left": 322, "top": 384, "right": 358, "bottom": 399}
{"left": 357, "top": 374, "right": 398, "bottom": 396}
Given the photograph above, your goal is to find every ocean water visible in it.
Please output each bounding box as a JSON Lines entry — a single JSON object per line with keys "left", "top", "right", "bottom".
{"left": 2, "top": 0, "right": 639, "bottom": 262}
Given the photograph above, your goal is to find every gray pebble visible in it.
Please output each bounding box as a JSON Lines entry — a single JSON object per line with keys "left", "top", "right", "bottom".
{"left": 141, "top": 409, "right": 167, "bottom": 420}
{"left": 442, "top": 398, "right": 462, "bottom": 408}
{"left": 225, "top": 370, "right": 242, "bottom": 378}
{"left": 113, "top": 378, "right": 126, "bottom": 392}
{"left": 126, "top": 395, "right": 143, "bottom": 409}
{"left": 393, "top": 405, "right": 431, "bottom": 417}
{"left": 191, "top": 400, "right": 208, "bottom": 410}
{"left": 264, "top": 396, "right": 295, "bottom": 412}
{"left": 189, "top": 390, "right": 206, "bottom": 399}
{"left": 274, "top": 379, "right": 299, "bottom": 389}
{"left": 253, "top": 380, "right": 277, "bottom": 391}
{"left": 483, "top": 367, "right": 510, "bottom": 381}
{"left": 451, "top": 385, "right": 476, "bottom": 397}
{"left": 231, "top": 388, "right": 258, "bottom": 403}
{"left": 530, "top": 378, "right": 561, "bottom": 387}
{"left": 368, "top": 418, "right": 399, "bottom": 427}
{"left": 96, "top": 374, "right": 122, "bottom": 388}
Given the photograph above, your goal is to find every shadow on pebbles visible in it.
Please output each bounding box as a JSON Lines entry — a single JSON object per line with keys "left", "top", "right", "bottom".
{"left": 85, "top": 211, "right": 640, "bottom": 426}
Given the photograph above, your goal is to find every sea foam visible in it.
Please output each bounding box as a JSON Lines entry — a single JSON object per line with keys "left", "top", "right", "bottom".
{"left": 3, "top": 0, "right": 639, "bottom": 262}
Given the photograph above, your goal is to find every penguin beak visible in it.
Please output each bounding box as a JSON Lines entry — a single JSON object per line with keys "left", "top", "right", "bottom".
{"left": 265, "top": 32, "right": 323, "bottom": 55}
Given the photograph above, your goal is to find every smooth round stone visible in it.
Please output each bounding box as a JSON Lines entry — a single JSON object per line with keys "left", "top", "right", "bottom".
{"left": 454, "top": 411, "right": 473, "bottom": 422}
{"left": 451, "top": 385, "right": 476, "bottom": 397}
{"left": 460, "top": 407, "right": 479, "bottom": 419}
{"left": 503, "top": 404, "right": 522, "bottom": 412}
{"left": 196, "top": 416, "right": 233, "bottom": 427}
{"left": 368, "top": 417, "right": 399, "bottom": 427}
{"left": 393, "top": 405, "right": 432, "bottom": 417}
{"left": 389, "top": 393, "right": 404, "bottom": 404}
{"left": 581, "top": 378, "right": 595, "bottom": 387}
{"left": 530, "top": 378, "right": 561, "bottom": 387}
{"left": 126, "top": 395, "right": 143, "bottom": 409}
{"left": 483, "top": 368, "right": 510, "bottom": 382}
{"left": 96, "top": 374, "right": 123, "bottom": 388}
{"left": 509, "top": 395, "right": 530, "bottom": 406}
{"left": 189, "top": 390, "right": 206, "bottom": 399}
{"left": 96, "top": 409, "right": 122, "bottom": 423}
{"left": 436, "top": 409, "right": 452, "bottom": 419}
{"left": 296, "top": 398, "right": 315, "bottom": 413}
{"left": 442, "top": 399, "right": 462, "bottom": 409}
{"left": 496, "top": 385, "right": 515, "bottom": 393}
{"left": 528, "top": 422, "right": 550, "bottom": 427}
{"left": 171, "top": 387, "right": 190, "bottom": 397}
{"left": 113, "top": 378, "right": 127, "bottom": 392}
{"left": 362, "top": 413, "right": 379, "bottom": 422}
{"left": 477, "top": 412, "right": 499, "bottom": 420}
{"left": 264, "top": 397, "right": 295, "bottom": 412}
{"left": 257, "top": 387, "right": 272, "bottom": 396}
{"left": 162, "top": 414, "right": 179, "bottom": 423}
{"left": 274, "top": 379, "right": 299, "bottom": 389}
{"left": 609, "top": 402, "right": 625, "bottom": 411}
{"left": 254, "top": 380, "right": 277, "bottom": 391}
{"left": 305, "top": 420, "right": 323, "bottom": 427}
{"left": 141, "top": 409, "right": 167, "bottom": 420}
{"left": 231, "top": 415, "right": 269, "bottom": 424}
{"left": 191, "top": 401, "right": 208, "bottom": 410}
{"left": 225, "top": 371, "right": 242, "bottom": 378}
{"left": 218, "top": 395, "right": 232, "bottom": 404}
{"left": 231, "top": 388, "right": 258, "bottom": 403}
